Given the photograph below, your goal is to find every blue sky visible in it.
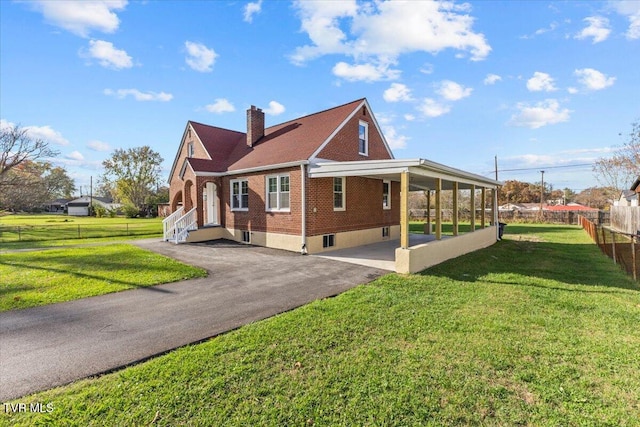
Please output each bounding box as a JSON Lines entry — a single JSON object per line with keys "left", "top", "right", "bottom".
{"left": 1, "top": 0, "right": 639, "bottom": 194}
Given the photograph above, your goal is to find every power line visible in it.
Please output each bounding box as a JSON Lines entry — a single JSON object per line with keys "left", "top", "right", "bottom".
{"left": 497, "top": 163, "right": 593, "bottom": 173}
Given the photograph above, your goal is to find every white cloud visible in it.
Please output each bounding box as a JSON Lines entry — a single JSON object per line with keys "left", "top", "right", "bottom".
{"left": 417, "top": 98, "right": 451, "bottom": 118}
{"left": 574, "top": 68, "right": 616, "bottom": 90}
{"left": 244, "top": 0, "right": 262, "bottom": 23}
{"left": 87, "top": 140, "right": 111, "bottom": 152}
{"left": 290, "top": 0, "right": 491, "bottom": 67}
{"left": 184, "top": 41, "right": 217, "bottom": 72}
{"left": 0, "top": 120, "right": 70, "bottom": 146}
{"left": 381, "top": 125, "right": 408, "bottom": 149}
{"left": 420, "top": 63, "right": 434, "bottom": 75}
{"left": 436, "top": 80, "right": 472, "bottom": 101}
{"left": 82, "top": 39, "right": 132, "bottom": 69}
{"left": 567, "top": 87, "right": 579, "bottom": 94}
{"left": 65, "top": 151, "right": 85, "bottom": 161}
{"left": 484, "top": 73, "right": 502, "bottom": 85}
{"left": 404, "top": 114, "right": 415, "bottom": 121}
{"left": 24, "top": 124, "right": 70, "bottom": 146}
{"left": 332, "top": 61, "right": 400, "bottom": 82}
{"left": 383, "top": 83, "right": 413, "bottom": 102}
{"left": 104, "top": 88, "right": 173, "bottom": 102}
{"left": 526, "top": 72, "right": 557, "bottom": 92}
{"left": 611, "top": 1, "right": 640, "bottom": 39}
{"left": 509, "top": 99, "right": 571, "bottom": 129}
{"left": 264, "top": 101, "right": 285, "bottom": 116}
{"left": 28, "top": 0, "right": 127, "bottom": 37}
{"left": 205, "top": 98, "right": 235, "bottom": 114}
{"left": 575, "top": 16, "right": 611, "bottom": 43}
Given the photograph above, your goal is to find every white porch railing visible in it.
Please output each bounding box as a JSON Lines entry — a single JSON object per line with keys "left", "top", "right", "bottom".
{"left": 162, "top": 206, "right": 184, "bottom": 242}
{"left": 173, "top": 207, "right": 197, "bottom": 244}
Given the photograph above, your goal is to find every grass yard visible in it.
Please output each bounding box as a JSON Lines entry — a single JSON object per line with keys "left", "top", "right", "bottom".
{"left": 2, "top": 225, "right": 639, "bottom": 426}
{"left": 0, "top": 214, "right": 162, "bottom": 247}
{"left": 0, "top": 244, "right": 206, "bottom": 311}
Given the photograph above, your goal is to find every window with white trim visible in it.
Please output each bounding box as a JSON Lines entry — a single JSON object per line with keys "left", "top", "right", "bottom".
{"left": 358, "top": 121, "right": 368, "bottom": 156}
{"left": 382, "top": 180, "right": 391, "bottom": 209}
{"left": 333, "top": 177, "right": 345, "bottom": 211}
{"left": 266, "top": 174, "right": 290, "bottom": 211}
{"left": 187, "top": 142, "right": 194, "bottom": 157}
{"left": 231, "top": 179, "right": 249, "bottom": 211}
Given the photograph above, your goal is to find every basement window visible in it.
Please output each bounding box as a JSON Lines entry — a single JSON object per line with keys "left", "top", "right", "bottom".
{"left": 382, "top": 226, "right": 390, "bottom": 238}
{"left": 323, "top": 234, "right": 335, "bottom": 248}
{"left": 241, "top": 231, "right": 251, "bottom": 243}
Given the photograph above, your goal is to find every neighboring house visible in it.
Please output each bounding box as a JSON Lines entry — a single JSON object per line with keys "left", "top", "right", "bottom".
{"left": 614, "top": 190, "right": 637, "bottom": 207}
{"left": 544, "top": 203, "right": 598, "bottom": 212}
{"left": 165, "top": 98, "right": 501, "bottom": 273}
{"left": 44, "top": 198, "right": 70, "bottom": 213}
{"left": 67, "top": 196, "right": 119, "bottom": 216}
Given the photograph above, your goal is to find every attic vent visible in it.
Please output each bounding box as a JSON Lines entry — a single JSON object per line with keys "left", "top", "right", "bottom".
{"left": 362, "top": 106, "right": 367, "bottom": 116}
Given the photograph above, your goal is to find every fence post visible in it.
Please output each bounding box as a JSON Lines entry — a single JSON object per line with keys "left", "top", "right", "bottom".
{"left": 78, "top": 224, "right": 81, "bottom": 239}
{"left": 127, "top": 223, "right": 129, "bottom": 236}
{"left": 632, "top": 235, "right": 637, "bottom": 281}
{"left": 18, "top": 226, "right": 21, "bottom": 241}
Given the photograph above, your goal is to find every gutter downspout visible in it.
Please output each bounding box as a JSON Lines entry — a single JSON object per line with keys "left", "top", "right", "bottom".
{"left": 300, "top": 164, "right": 308, "bottom": 255}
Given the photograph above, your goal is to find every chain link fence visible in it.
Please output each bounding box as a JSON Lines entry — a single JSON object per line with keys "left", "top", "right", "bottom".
{"left": 0, "top": 223, "right": 161, "bottom": 243}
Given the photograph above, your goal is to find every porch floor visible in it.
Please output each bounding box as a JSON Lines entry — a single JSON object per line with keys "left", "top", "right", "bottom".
{"left": 314, "top": 233, "right": 446, "bottom": 271}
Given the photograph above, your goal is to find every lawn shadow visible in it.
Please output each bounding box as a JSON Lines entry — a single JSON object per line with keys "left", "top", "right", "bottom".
{"left": 420, "top": 233, "right": 639, "bottom": 293}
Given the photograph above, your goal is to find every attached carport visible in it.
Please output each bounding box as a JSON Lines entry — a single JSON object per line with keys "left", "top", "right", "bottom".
{"left": 309, "top": 159, "right": 502, "bottom": 273}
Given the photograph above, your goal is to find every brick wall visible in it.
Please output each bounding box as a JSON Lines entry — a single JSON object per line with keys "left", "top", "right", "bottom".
{"left": 317, "top": 105, "right": 392, "bottom": 161}
{"left": 169, "top": 123, "right": 209, "bottom": 213}
{"left": 306, "top": 177, "right": 400, "bottom": 236}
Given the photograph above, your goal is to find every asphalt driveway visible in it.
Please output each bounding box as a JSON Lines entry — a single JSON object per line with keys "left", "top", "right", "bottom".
{"left": 0, "top": 239, "right": 387, "bottom": 401}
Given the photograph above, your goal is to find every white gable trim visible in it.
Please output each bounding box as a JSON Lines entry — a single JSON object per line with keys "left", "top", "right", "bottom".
{"left": 167, "top": 122, "right": 212, "bottom": 184}
{"left": 308, "top": 99, "right": 394, "bottom": 162}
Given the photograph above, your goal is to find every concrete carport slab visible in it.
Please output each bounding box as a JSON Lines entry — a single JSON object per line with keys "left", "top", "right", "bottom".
{"left": 0, "top": 239, "right": 387, "bottom": 401}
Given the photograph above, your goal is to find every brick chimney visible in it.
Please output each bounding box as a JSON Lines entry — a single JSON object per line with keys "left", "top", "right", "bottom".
{"left": 246, "top": 105, "right": 264, "bottom": 147}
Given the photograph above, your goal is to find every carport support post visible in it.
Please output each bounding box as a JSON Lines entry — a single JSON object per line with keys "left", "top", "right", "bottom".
{"left": 400, "top": 170, "right": 410, "bottom": 249}
{"left": 470, "top": 185, "right": 476, "bottom": 232}
{"left": 452, "top": 181, "right": 459, "bottom": 236}
{"left": 435, "top": 178, "right": 442, "bottom": 240}
{"left": 481, "top": 187, "right": 486, "bottom": 228}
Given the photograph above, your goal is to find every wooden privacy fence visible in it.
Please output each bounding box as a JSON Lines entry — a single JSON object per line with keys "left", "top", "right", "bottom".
{"left": 579, "top": 215, "right": 639, "bottom": 281}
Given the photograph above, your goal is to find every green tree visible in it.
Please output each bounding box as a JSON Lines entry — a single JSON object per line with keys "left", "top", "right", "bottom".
{"left": 101, "top": 146, "right": 164, "bottom": 212}
{"left": 44, "top": 166, "right": 76, "bottom": 199}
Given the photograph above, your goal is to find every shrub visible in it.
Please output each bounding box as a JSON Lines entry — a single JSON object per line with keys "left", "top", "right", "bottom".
{"left": 123, "top": 205, "right": 140, "bottom": 218}
{"left": 93, "top": 205, "right": 107, "bottom": 218}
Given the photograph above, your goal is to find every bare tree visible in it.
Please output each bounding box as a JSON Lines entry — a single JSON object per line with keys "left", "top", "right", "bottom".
{"left": 593, "top": 120, "right": 640, "bottom": 192}
{"left": 0, "top": 123, "right": 60, "bottom": 185}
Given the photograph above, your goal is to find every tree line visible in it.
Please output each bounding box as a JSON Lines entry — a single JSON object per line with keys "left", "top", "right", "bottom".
{"left": 1, "top": 124, "right": 167, "bottom": 216}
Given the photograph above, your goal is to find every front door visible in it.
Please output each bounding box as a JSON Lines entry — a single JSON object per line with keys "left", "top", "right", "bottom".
{"left": 204, "top": 182, "right": 218, "bottom": 225}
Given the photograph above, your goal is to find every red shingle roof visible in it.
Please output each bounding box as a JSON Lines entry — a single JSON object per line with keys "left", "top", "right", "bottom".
{"left": 187, "top": 99, "right": 366, "bottom": 173}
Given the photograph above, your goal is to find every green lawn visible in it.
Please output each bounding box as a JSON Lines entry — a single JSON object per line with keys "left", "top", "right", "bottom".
{"left": 0, "top": 244, "right": 206, "bottom": 311}
{"left": 0, "top": 214, "right": 162, "bottom": 246}
{"left": 2, "top": 225, "right": 639, "bottom": 426}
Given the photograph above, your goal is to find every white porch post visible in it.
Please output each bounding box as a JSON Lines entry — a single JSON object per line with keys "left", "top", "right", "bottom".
{"left": 400, "top": 170, "right": 409, "bottom": 249}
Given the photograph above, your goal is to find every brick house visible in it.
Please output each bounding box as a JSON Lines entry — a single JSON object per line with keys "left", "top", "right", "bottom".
{"left": 165, "top": 98, "right": 501, "bottom": 272}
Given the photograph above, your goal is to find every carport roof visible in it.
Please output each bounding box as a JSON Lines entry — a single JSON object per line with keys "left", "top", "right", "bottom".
{"left": 308, "top": 158, "right": 501, "bottom": 190}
